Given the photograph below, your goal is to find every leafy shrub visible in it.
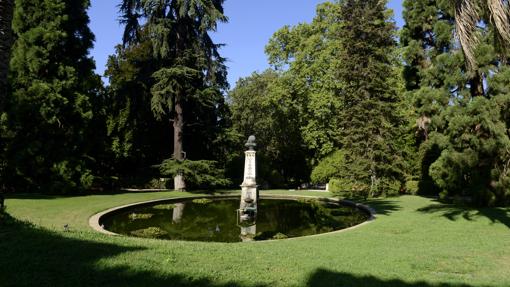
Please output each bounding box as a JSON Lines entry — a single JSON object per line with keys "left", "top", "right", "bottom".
{"left": 328, "top": 178, "right": 346, "bottom": 194}
{"left": 329, "top": 178, "right": 370, "bottom": 198}
{"left": 376, "top": 178, "right": 402, "bottom": 196}
{"left": 429, "top": 96, "right": 510, "bottom": 206}
{"left": 48, "top": 161, "right": 95, "bottom": 193}
{"left": 146, "top": 178, "right": 170, "bottom": 189}
{"left": 405, "top": 180, "right": 419, "bottom": 195}
{"left": 311, "top": 150, "right": 345, "bottom": 184}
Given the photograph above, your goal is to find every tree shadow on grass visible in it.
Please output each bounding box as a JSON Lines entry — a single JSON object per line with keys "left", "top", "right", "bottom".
{"left": 307, "top": 268, "right": 482, "bottom": 287}
{"left": 417, "top": 201, "right": 510, "bottom": 229}
{"left": 356, "top": 198, "right": 401, "bottom": 216}
{"left": 0, "top": 212, "right": 264, "bottom": 287}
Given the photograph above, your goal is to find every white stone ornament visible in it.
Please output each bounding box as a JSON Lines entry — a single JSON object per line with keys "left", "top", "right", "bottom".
{"left": 239, "top": 135, "right": 258, "bottom": 241}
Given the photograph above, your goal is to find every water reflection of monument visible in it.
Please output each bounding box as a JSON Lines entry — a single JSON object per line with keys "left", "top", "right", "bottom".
{"left": 172, "top": 203, "right": 185, "bottom": 223}
{"left": 238, "top": 135, "right": 258, "bottom": 242}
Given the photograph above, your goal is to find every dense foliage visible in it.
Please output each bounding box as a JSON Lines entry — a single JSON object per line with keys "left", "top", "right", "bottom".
{"left": 333, "top": 0, "right": 404, "bottom": 197}
{"left": 0, "top": 0, "right": 14, "bottom": 97}
{"left": 265, "top": 2, "right": 344, "bottom": 162}
{"left": 3, "top": 0, "right": 103, "bottom": 193}
{"left": 228, "top": 70, "right": 311, "bottom": 187}
{"left": 108, "top": 0, "right": 230, "bottom": 190}
{"left": 230, "top": 0, "right": 407, "bottom": 194}
{"left": 0, "top": 0, "right": 16, "bottom": 192}
{"left": 105, "top": 35, "right": 172, "bottom": 181}
{"left": 1, "top": 0, "right": 510, "bottom": 206}
{"left": 402, "top": 0, "right": 510, "bottom": 205}
{"left": 310, "top": 150, "right": 344, "bottom": 185}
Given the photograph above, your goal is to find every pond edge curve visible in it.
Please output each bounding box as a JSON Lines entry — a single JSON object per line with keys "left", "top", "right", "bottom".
{"left": 88, "top": 194, "right": 376, "bottom": 240}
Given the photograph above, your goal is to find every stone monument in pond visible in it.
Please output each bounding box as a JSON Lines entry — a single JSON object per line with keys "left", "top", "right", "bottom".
{"left": 238, "top": 135, "right": 258, "bottom": 240}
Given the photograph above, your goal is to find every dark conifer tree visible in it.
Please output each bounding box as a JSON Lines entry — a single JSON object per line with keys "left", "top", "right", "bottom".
{"left": 105, "top": 34, "right": 171, "bottom": 181}
{"left": 0, "top": 0, "right": 15, "bottom": 192}
{"left": 114, "top": 0, "right": 229, "bottom": 190}
{"left": 0, "top": 0, "right": 14, "bottom": 100}
{"left": 7, "top": 0, "right": 102, "bottom": 193}
{"left": 402, "top": 0, "right": 510, "bottom": 205}
{"left": 400, "top": 0, "right": 459, "bottom": 194}
{"left": 336, "top": 0, "right": 403, "bottom": 197}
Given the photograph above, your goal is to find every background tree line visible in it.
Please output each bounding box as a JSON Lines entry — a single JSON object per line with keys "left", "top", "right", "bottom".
{"left": 0, "top": 0, "right": 509, "bottom": 206}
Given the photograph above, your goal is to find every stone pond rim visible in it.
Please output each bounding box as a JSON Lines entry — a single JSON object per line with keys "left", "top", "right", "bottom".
{"left": 88, "top": 194, "right": 377, "bottom": 241}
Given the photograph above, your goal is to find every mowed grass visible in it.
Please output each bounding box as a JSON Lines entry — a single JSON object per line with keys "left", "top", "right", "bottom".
{"left": 1, "top": 191, "right": 509, "bottom": 287}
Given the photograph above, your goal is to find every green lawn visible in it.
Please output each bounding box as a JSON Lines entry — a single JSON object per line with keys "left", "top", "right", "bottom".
{"left": 1, "top": 191, "right": 509, "bottom": 287}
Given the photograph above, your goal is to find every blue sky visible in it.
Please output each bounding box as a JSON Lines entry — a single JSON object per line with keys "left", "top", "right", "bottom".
{"left": 88, "top": 0, "right": 404, "bottom": 87}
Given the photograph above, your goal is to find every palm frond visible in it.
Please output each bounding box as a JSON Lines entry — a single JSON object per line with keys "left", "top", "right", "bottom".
{"left": 455, "top": 0, "right": 480, "bottom": 70}
{"left": 487, "top": 0, "right": 510, "bottom": 45}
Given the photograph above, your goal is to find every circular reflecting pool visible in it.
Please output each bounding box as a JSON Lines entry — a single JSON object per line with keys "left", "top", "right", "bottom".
{"left": 100, "top": 197, "right": 370, "bottom": 242}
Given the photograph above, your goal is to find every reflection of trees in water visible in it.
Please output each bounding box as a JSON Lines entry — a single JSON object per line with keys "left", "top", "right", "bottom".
{"left": 106, "top": 199, "right": 368, "bottom": 242}
{"left": 165, "top": 200, "right": 240, "bottom": 242}
{"left": 311, "top": 201, "right": 369, "bottom": 230}
{"left": 258, "top": 200, "right": 368, "bottom": 239}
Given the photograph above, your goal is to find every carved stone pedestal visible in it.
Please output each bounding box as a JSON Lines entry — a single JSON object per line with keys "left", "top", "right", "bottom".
{"left": 239, "top": 136, "right": 258, "bottom": 241}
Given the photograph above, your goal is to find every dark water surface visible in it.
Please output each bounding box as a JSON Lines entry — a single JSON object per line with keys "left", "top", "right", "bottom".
{"left": 101, "top": 198, "right": 369, "bottom": 242}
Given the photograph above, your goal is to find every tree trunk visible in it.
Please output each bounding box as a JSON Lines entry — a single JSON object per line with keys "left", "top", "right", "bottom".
{"left": 0, "top": 0, "right": 15, "bottom": 109}
{"left": 470, "top": 70, "right": 485, "bottom": 98}
{"left": 173, "top": 94, "right": 186, "bottom": 191}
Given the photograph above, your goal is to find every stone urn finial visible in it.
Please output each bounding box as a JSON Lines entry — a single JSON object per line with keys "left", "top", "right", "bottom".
{"left": 245, "top": 135, "right": 256, "bottom": 151}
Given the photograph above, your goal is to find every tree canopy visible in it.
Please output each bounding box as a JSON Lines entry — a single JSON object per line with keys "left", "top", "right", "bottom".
{"left": 402, "top": 0, "right": 510, "bottom": 205}
{"left": 4, "top": 0, "right": 102, "bottom": 193}
{"left": 0, "top": 0, "right": 509, "bottom": 206}
{"left": 107, "top": 0, "right": 230, "bottom": 189}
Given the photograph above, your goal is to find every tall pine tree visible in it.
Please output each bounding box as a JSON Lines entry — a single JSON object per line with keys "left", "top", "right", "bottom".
{"left": 336, "top": 0, "right": 403, "bottom": 197}
{"left": 7, "top": 0, "right": 102, "bottom": 193}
